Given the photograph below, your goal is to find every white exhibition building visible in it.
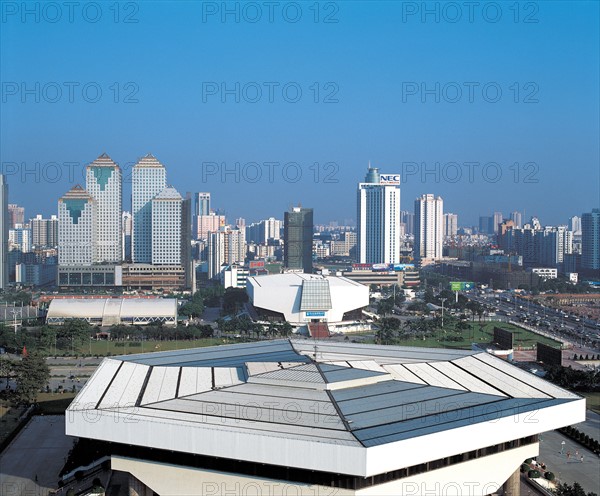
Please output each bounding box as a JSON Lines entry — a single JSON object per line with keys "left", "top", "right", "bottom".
{"left": 66, "top": 339, "right": 584, "bottom": 496}
{"left": 246, "top": 273, "right": 369, "bottom": 331}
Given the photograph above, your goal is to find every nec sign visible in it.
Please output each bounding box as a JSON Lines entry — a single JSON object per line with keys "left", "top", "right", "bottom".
{"left": 380, "top": 174, "right": 400, "bottom": 185}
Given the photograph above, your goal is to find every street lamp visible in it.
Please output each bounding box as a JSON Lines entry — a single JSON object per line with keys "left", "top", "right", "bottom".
{"left": 440, "top": 298, "right": 447, "bottom": 328}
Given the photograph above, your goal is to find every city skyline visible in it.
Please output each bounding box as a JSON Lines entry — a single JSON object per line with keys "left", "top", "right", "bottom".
{"left": 1, "top": 2, "right": 598, "bottom": 226}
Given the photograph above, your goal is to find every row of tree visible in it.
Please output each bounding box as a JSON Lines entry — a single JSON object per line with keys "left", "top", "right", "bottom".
{"left": 217, "top": 315, "right": 293, "bottom": 339}
{"left": 0, "top": 353, "right": 50, "bottom": 403}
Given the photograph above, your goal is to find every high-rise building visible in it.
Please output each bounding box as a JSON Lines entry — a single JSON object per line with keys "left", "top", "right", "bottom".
{"left": 196, "top": 213, "right": 226, "bottom": 241}
{"left": 493, "top": 212, "right": 503, "bottom": 234}
{"left": 122, "top": 211, "right": 132, "bottom": 262}
{"left": 195, "top": 192, "right": 211, "bottom": 217}
{"left": 581, "top": 209, "right": 600, "bottom": 272}
{"left": 357, "top": 167, "right": 401, "bottom": 264}
{"left": 570, "top": 215, "right": 582, "bottom": 236}
{"left": 9, "top": 225, "right": 32, "bottom": 253}
{"left": 31, "top": 214, "right": 58, "bottom": 248}
{"left": 443, "top": 213, "right": 458, "bottom": 237}
{"left": 246, "top": 217, "right": 283, "bottom": 244}
{"left": 510, "top": 211, "right": 522, "bottom": 229}
{"left": 151, "top": 187, "right": 183, "bottom": 265}
{"left": 478, "top": 216, "right": 493, "bottom": 234}
{"left": 284, "top": 207, "right": 314, "bottom": 273}
{"left": 208, "top": 227, "right": 246, "bottom": 279}
{"left": 86, "top": 153, "right": 122, "bottom": 263}
{"left": 539, "top": 226, "right": 573, "bottom": 267}
{"left": 8, "top": 204, "right": 24, "bottom": 228}
{"left": 400, "top": 211, "right": 414, "bottom": 236}
{"left": 132, "top": 154, "right": 167, "bottom": 263}
{"left": 58, "top": 185, "right": 95, "bottom": 266}
{"left": 414, "top": 194, "right": 443, "bottom": 261}
{"left": 0, "top": 176, "right": 8, "bottom": 289}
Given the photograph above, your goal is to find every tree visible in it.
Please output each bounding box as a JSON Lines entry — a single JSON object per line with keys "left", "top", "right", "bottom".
{"left": 555, "top": 482, "right": 598, "bottom": 496}
{"left": 14, "top": 353, "right": 50, "bottom": 403}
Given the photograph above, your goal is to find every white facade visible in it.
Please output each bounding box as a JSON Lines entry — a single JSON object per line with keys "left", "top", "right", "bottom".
{"left": 208, "top": 227, "right": 246, "bottom": 279}
{"left": 246, "top": 273, "right": 368, "bottom": 325}
{"left": 151, "top": 187, "right": 182, "bottom": 265}
{"left": 530, "top": 267, "right": 558, "bottom": 279}
{"left": 31, "top": 214, "right": 58, "bottom": 248}
{"left": 9, "top": 225, "right": 32, "bottom": 253}
{"left": 86, "top": 153, "right": 122, "bottom": 263}
{"left": 132, "top": 154, "right": 167, "bottom": 263}
{"left": 58, "top": 186, "right": 96, "bottom": 266}
{"left": 66, "top": 340, "right": 584, "bottom": 496}
{"left": 357, "top": 168, "right": 401, "bottom": 264}
{"left": 414, "top": 194, "right": 443, "bottom": 261}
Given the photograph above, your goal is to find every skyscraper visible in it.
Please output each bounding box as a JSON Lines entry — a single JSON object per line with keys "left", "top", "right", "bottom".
{"left": 414, "top": 194, "right": 443, "bottom": 262}
{"left": 8, "top": 204, "right": 24, "bottom": 228}
{"left": 86, "top": 153, "right": 122, "bottom": 263}
{"left": 132, "top": 154, "right": 167, "bottom": 263}
{"left": 493, "top": 212, "right": 503, "bottom": 234}
{"left": 478, "top": 216, "right": 493, "bottom": 234}
{"left": 31, "top": 214, "right": 58, "bottom": 248}
{"left": 443, "top": 213, "right": 458, "bottom": 237}
{"left": 510, "top": 211, "right": 522, "bottom": 229}
{"left": 357, "top": 167, "right": 401, "bottom": 264}
{"left": 208, "top": 227, "right": 246, "bottom": 279}
{"left": 58, "top": 185, "right": 95, "bottom": 266}
{"left": 570, "top": 216, "right": 582, "bottom": 236}
{"left": 0, "top": 176, "right": 8, "bottom": 289}
{"left": 122, "top": 211, "right": 132, "bottom": 262}
{"left": 581, "top": 209, "right": 600, "bottom": 272}
{"left": 196, "top": 192, "right": 211, "bottom": 216}
{"left": 284, "top": 207, "right": 313, "bottom": 273}
{"left": 151, "top": 187, "right": 182, "bottom": 265}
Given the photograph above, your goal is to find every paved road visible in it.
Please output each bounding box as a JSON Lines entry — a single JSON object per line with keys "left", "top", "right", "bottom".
{"left": 538, "top": 429, "right": 600, "bottom": 494}
{"left": 574, "top": 410, "right": 600, "bottom": 443}
{"left": 0, "top": 415, "right": 74, "bottom": 496}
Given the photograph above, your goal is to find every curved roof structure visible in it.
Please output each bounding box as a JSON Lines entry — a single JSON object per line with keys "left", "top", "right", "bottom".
{"left": 66, "top": 339, "right": 584, "bottom": 487}
{"left": 47, "top": 298, "right": 177, "bottom": 326}
{"left": 246, "top": 273, "right": 369, "bottom": 324}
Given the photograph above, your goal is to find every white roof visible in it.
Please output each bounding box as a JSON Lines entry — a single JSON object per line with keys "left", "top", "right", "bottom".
{"left": 67, "top": 339, "right": 584, "bottom": 477}
{"left": 47, "top": 298, "right": 177, "bottom": 320}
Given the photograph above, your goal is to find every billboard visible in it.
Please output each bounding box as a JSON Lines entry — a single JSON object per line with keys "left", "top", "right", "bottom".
{"left": 372, "top": 263, "right": 391, "bottom": 272}
{"left": 352, "top": 263, "right": 373, "bottom": 271}
{"left": 306, "top": 311, "right": 326, "bottom": 317}
{"left": 493, "top": 327, "right": 513, "bottom": 350}
{"left": 536, "top": 342, "right": 562, "bottom": 366}
{"left": 380, "top": 174, "right": 400, "bottom": 185}
{"left": 249, "top": 260, "right": 265, "bottom": 269}
{"left": 450, "top": 281, "right": 475, "bottom": 291}
{"left": 392, "top": 264, "right": 415, "bottom": 272}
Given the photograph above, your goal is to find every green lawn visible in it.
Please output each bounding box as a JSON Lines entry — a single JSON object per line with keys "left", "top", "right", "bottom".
{"left": 392, "top": 321, "right": 563, "bottom": 350}
{"left": 0, "top": 402, "right": 27, "bottom": 445}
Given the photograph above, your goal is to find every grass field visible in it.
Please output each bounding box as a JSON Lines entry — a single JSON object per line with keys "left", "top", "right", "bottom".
{"left": 36, "top": 392, "right": 76, "bottom": 414}
{"left": 393, "top": 321, "right": 563, "bottom": 350}
{"left": 0, "top": 402, "right": 27, "bottom": 445}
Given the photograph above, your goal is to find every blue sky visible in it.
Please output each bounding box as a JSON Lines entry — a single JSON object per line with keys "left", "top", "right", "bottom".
{"left": 1, "top": 0, "right": 599, "bottom": 226}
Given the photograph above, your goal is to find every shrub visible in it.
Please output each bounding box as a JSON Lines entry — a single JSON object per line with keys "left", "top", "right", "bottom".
{"left": 525, "top": 458, "right": 533, "bottom": 465}
{"left": 520, "top": 464, "right": 529, "bottom": 473}
{"left": 545, "top": 472, "right": 555, "bottom": 481}
{"left": 528, "top": 470, "right": 541, "bottom": 478}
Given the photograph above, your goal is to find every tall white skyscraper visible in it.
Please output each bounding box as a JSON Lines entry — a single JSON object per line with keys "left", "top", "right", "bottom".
{"left": 58, "top": 185, "right": 96, "bottom": 266}
{"left": 357, "top": 167, "right": 401, "bottom": 264}
{"left": 414, "top": 194, "right": 444, "bottom": 261}
{"left": 86, "top": 153, "right": 122, "bottom": 263}
{"left": 196, "top": 192, "right": 211, "bottom": 216}
{"left": 493, "top": 211, "right": 503, "bottom": 234}
{"left": 151, "top": 187, "right": 183, "bottom": 265}
{"left": 570, "top": 215, "right": 582, "bottom": 236}
{"left": 0, "top": 175, "right": 8, "bottom": 289}
{"left": 31, "top": 214, "right": 58, "bottom": 248}
{"left": 132, "top": 154, "right": 167, "bottom": 263}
